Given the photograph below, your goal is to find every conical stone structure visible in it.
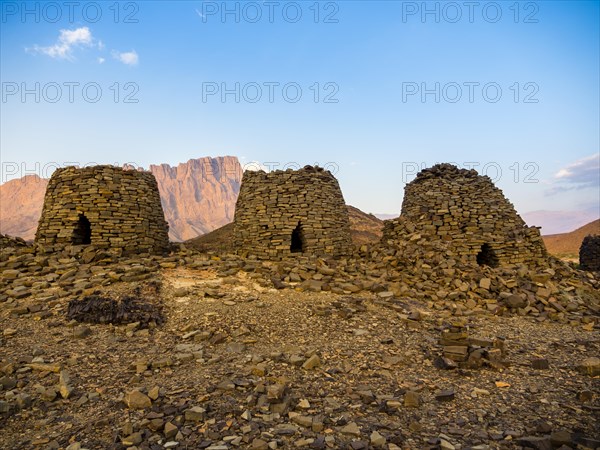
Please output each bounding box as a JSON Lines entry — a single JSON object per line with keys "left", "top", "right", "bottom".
{"left": 233, "top": 165, "right": 353, "bottom": 259}
{"left": 35, "top": 166, "right": 169, "bottom": 254}
{"left": 382, "top": 164, "right": 548, "bottom": 267}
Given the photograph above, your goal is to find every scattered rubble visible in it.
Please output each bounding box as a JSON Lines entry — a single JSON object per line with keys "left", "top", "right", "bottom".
{"left": 1, "top": 245, "right": 599, "bottom": 449}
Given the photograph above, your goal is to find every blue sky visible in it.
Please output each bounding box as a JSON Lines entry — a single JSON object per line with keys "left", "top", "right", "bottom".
{"left": 1, "top": 1, "right": 599, "bottom": 228}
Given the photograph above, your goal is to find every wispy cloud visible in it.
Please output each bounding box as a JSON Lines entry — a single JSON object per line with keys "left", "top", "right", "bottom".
{"left": 112, "top": 50, "right": 139, "bottom": 66}
{"left": 546, "top": 153, "right": 599, "bottom": 195}
{"left": 26, "top": 28, "right": 138, "bottom": 66}
{"left": 27, "top": 27, "right": 95, "bottom": 60}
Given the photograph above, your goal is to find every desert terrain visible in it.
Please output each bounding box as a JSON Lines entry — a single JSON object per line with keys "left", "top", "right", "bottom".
{"left": 1, "top": 240, "right": 599, "bottom": 450}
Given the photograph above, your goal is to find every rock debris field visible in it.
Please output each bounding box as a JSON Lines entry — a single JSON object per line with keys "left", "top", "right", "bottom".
{"left": 1, "top": 245, "right": 599, "bottom": 450}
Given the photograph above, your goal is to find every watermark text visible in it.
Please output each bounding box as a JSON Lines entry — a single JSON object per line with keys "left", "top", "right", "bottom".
{"left": 1, "top": 161, "right": 340, "bottom": 184}
{"left": 197, "top": 1, "right": 339, "bottom": 24}
{"left": 1, "top": 1, "right": 139, "bottom": 23}
{"left": 201, "top": 82, "right": 339, "bottom": 104}
{"left": 401, "top": 1, "right": 539, "bottom": 24}
{"left": 401, "top": 82, "right": 539, "bottom": 103}
{"left": 401, "top": 161, "right": 539, "bottom": 183}
{"left": 2, "top": 82, "right": 139, "bottom": 103}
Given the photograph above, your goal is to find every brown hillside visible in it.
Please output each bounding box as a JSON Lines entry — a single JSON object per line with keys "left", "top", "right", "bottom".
{"left": 186, "top": 205, "right": 384, "bottom": 252}
{"left": 185, "top": 222, "right": 235, "bottom": 253}
{"left": 346, "top": 205, "right": 384, "bottom": 245}
{"left": 542, "top": 219, "right": 600, "bottom": 257}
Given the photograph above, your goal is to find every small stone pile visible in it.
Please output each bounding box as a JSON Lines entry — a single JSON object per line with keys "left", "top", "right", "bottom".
{"left": 66, "top": 288, "right": 164, "bottom": 327}
{"left": 35, "top": 166, "right": 169, "bottom": 255}
{"left": 382, "top": 164, "right": 548, "bottom": 268}
{"left": 0, "top": 234, "right": 27, "bottom": 250}
{"left": 437, "top": 321, "right": 506, "bottom": 370}
{"left": 579, "top": 234, "right": 600, "bottom": 271}
{"left": 233, "top": 166, "right": 353, "bottom": 259}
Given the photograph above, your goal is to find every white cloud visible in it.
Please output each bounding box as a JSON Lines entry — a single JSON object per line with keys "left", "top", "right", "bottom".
{"left": 26, "top": 28, "right": 139, "bottom": 67}
{"left": 112, "top": 50, "right": 139, "bottom": 66}
{"left": 60, "top": 27, "right": 92, "bottom": 45}
{"left": 555, "top": 153, "right": 599, "bottom": 181}
{"left": 546, "top": 153, "right": 600, "bottom": 195}
{"left": 27, "top": 27, "right": 94, "bottom": 60}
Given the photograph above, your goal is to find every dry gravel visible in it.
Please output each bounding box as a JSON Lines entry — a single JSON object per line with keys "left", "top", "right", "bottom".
{"left": 1, "top": 266, "right": 599, "bottom": 450}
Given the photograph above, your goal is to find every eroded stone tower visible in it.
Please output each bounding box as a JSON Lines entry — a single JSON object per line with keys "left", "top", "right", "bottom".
{"left": 579, "top": 235, "right": 600, "bottom": 271}
{"left": 233, "top": 166, "right": 353, "bottom": 259}
{"left": 35, "top": 166, "right": 169, "bottom": 254}
{"left": 382, "top": 164, "right": 548, "bottom": 267}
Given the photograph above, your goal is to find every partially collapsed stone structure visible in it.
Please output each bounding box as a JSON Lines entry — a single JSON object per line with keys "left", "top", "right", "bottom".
{"left": 233, "top": 166, "right": 353, "bottom": 259}
{"left": 579, "top": 235, "right": 600, "bottom": 271}
{"left": 382, "top": 164, "right": 548, "bottom": 267}
{"left": 35, "top": 166, "right": 169, "bottom": 254}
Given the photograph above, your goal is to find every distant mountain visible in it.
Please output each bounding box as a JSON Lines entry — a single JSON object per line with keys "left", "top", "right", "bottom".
{"left": 151, "top": 156, "right": 242, "bottom": 241}
{"left": 374, "top": 213, "right": 398, "bottom": 221}
{"left": 0, "top": 156, "right": 242, "bottom": 242}
{"left": 522, "top": 210, "right": 600, "bottom": 235}
{"left": 542, "top": 219, "right": 600, "bottom": 258}
{"left": 0, "top": 175, "right": 48, "bottom": 241}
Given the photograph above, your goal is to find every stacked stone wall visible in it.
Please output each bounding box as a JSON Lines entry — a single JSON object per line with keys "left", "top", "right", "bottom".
{"left": 382, "top": 164, "right": 548, "bottom": 267}
{"left": 233, "top": 166, "right": 353, "bottom": 259}
{"left": 35, "top": 166, "right": 169, "bottom": 254}
{"left": 579, "top": 235, "right": 600, "bottom": 271}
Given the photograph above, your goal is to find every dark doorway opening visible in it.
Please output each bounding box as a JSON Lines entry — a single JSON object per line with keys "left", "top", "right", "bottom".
{"left": 72, "top": 214, "right": 91, "bottom": 245}
{"left": 290, "top": 222, "right": 305, "bottom": 253}
{"left": 476, "top": 243, "right": 499, "bottom": 267}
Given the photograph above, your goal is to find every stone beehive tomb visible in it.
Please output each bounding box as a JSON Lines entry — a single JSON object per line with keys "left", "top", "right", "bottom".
{"left": 35, "top": 166, "right": 169, "bottom": 254}
{"left": 382, "top": 164, "right": 548, "bottom": 267}
{"left": 579, "top": 235, "right": 600, "bottom": 271}
{"left": 233, "top": 165, "right": 353, "bottom": 259}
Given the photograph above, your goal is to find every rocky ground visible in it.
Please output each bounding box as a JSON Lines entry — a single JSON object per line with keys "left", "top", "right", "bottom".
{"left": 1, "top": 245, "right": 599, "bottom": 450}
